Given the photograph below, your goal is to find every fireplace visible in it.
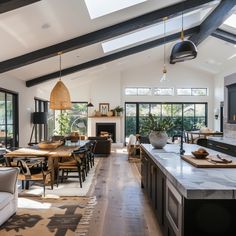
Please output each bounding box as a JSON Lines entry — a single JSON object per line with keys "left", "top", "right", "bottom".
{"left": 96, "top": 123, "right": 116, "bottom": 143}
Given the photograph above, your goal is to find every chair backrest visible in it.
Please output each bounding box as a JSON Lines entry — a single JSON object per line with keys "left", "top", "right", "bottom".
{"left": 139, "top": 136, "right": 150, "bottom": 144}
{"left": 72, "top": 149, "right": 87, "bottom": 162}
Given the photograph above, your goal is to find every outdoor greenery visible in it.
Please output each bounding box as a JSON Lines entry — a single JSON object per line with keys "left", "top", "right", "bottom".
{"left": 125, "top": 102, "right": 207, "bottom": 138}
{"left": 50, "top": 102, "right": 88, "bottom": 137}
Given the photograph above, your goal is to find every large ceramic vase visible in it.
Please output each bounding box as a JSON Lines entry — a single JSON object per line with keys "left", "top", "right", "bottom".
{"left": 149, "top": 130, "right": 168, "bottom": 149}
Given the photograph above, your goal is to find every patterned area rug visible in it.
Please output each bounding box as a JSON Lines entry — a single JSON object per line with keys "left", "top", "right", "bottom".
{"left": 0, "top": 196, "right": 96, "bottom": 236}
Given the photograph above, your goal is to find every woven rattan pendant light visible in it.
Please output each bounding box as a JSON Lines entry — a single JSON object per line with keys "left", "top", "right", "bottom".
{"left": 50, "top": 52, "right": 72, "bottom": 110}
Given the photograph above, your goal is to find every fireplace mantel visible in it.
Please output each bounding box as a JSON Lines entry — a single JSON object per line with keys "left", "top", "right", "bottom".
{"left": 88, "top": 116, "right": 122, "bottom": 119}
{"left": 87, "top": 116, "right": 122, "bottom": 143}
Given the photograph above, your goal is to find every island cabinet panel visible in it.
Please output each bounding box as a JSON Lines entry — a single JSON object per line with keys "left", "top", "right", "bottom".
{"left": 141, "top": 149, "right": 166, "bottom": 230}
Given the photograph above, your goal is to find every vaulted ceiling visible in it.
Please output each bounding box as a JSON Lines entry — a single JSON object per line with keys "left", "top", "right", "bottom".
{"left": 0, "top": 0, "right": 236, "bottom": 87}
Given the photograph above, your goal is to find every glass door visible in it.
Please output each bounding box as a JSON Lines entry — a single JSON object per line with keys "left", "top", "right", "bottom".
{"left": 0, "top": 90, "right": 18, "bottom": 148}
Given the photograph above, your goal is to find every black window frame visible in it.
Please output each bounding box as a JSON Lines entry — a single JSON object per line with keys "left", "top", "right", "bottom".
{"left": 125, "top": 102, "right": 208, "bottom": 141}
{"left": 0, "top": 87, "right": 19, "bottom": 148}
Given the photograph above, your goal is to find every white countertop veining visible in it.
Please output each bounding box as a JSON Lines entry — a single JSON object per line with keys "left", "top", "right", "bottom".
{"left": 141, "top": 143, "right": 236, "bottom": 199}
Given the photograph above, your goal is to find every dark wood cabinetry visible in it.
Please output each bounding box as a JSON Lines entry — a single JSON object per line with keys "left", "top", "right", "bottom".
{"left": 227, "top": 83, "right": 236, "bottom": 123}
{"left": 141, "top": 145, "right": 236, "bottom": 236}
{"left": 141, "top": 149, "right": 166, "bottom": 231}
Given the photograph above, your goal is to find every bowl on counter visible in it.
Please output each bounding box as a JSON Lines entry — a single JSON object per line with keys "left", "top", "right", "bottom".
{"left": 191, "top": 150, "right": 209, "bottom": 159}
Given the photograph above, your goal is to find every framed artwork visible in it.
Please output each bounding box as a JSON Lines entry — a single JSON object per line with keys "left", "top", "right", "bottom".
{"left": 99, "top": 103, "right": 109, "bottom": 116}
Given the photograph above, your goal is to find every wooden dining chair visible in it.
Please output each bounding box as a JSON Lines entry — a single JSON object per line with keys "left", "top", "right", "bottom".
{"left": 17, "top": 157, "right": 53, "bottom": 197}
{"left": 56, "top": 149, "right": 87, "bottom": 188}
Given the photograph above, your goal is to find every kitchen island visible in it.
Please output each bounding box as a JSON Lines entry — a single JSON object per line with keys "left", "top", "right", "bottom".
{"left": 141, "top": 143, "right": 236, "bottom": 236}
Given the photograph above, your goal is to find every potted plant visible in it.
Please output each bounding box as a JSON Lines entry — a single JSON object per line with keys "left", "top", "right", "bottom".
{"left": 142, "top": 113, "right": 174, "bottom": 149}
{"left": 114, "top": 106, "right": 123, "bottom": 116}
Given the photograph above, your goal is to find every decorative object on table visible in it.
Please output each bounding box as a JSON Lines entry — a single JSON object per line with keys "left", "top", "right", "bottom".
{"left": 49, "top": 52, "right": 72, "bottom": 110}
{"left": 142, "top": 113, "right": 174, "bottom": 149}
{"left": 160, "top": 17, "right": 168, "bottom": 82}
{"left": 38, "top": 140, "right": 63, "bottom": 149}
{"left": 29, "top": 112, "right": 48, "bottom": 145}
{"left": 107, "top": 110, "right": 113, "bottom": 117}
{"left": 114, "top": 106, "right": 123, "bottom": 116}
{"left": 191, "top": 148, "right": 209, "bottom": 159}
{"left": 94, "top": 110, "right": 102, "bottom": 117}
{"left": 170, "top": 11, "right": 197, "bottom": 64}
{"left": 99, "top": 103, "right": 109, "bottom": 116}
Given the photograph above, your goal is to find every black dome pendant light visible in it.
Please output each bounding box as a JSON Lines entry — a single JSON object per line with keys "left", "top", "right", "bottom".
{"left": 170, "top": 11, "right": 197, "bottom": 64}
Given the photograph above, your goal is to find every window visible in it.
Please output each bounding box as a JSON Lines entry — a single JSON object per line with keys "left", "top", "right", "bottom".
{"left": 48, "top": 102, "right": 88, "bottom": 138}
{"left": 138, "top": 88, "right": 152, "bottom": 96}
{"left": 154, "top": 88, "right": 174, "bottom": 96}
{"left": 125, "top": 102, "right": 207, "bottom": 140}
{"left": 85, "top": 0, "right": 147, "bottom": 19}
{"left": 177, "top": 88, "right": 208, "bottom": 96}
{"left": 125, "top": 87, "right": 152, "bottom": 96}
{"left": 223, "top": 14, "right": 236, "bottom": 29}
{"left": 125, "top": 88, "right": 137, "bottom": 96}
{"left": 191, "top": 88, "right": 207, "bottom": 96}
{"left": 0, "top": 89, "right": 18, "bottom": 148}
{"left": 176, "top": 88, "right": 191, "bottom": 96}
{"left": 102, "top": 4, "right": 216, "bottom": 53}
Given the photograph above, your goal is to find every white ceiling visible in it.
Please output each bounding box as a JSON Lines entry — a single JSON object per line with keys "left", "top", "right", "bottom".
{"left": 0, "top": 0, "right": 235, "bottom": 84}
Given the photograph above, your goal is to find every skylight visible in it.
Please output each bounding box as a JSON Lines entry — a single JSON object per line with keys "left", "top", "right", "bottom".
{"left": 224, "top": 14, "right": 236, "bottom": 29}
{"left": 84, "top": 0, "right": 147, "bottom": 19}
{"left": 102, "top": 7, "right": 213, "bottom": 54}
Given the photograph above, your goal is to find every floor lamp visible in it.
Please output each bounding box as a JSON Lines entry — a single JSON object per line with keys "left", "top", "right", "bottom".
{"left": 29, "top": 112, "right": 48, "bottom": 145}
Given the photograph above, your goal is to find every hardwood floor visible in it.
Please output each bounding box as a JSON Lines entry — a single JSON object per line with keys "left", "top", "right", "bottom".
{"left": 87, "top": 148, "right": 163, "bottom": 236}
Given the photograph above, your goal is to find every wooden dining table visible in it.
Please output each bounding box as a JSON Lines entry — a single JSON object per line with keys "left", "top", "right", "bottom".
{"left": 5, "top": 140, "right": 88, "bottom": 183}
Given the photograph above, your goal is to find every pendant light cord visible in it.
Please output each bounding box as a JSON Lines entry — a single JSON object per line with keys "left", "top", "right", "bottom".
{"left": 164, "top": 18, "right": 166, "bottom": 67}
{"left": 58, "top": 52, "right": 62, "bottom": 81}
{"left": 181, "top": 11, "right": 184, "bottom": 41}
{"left": 163, "top": 17, "right": 167, "bottom": 73}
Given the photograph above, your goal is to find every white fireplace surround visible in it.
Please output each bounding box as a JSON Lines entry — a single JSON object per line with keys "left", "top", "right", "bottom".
{"left": 88, "top": 116, "right": 122, "bottom": 143}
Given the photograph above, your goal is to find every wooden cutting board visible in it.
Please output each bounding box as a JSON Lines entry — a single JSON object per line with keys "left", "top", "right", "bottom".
{"left": 181, "top": 155, "right": 236, "bottom": 168}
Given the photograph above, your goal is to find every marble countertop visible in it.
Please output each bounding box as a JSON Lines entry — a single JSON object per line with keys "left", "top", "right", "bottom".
{"left": 141, "top": 143, "right": 236, "bottom": 199}
{"left": 208, "top": 136, "right": 236, "bottom": 146}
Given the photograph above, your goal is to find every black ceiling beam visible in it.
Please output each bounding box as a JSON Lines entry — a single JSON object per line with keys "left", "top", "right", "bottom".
{"left": 0, "top": 0, "right": 41, "bottom": 13}
{"left": 212, "top": 28, "right": 236, "bottom": 44}
{"left": 26, "top": 26, "right": 199, "bottom": 87}
{"left": 189, "top": 0, "right": 236, "bottom": 46}
{"left": 0, "top": 0, "right": 215, "bottom": 74}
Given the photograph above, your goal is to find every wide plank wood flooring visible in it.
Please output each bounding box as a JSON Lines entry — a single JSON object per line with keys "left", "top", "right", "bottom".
{"left": 87, "top": 148, "right": 163, "bottom": 236}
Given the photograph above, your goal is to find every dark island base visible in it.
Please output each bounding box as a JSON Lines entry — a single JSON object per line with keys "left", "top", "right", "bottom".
{"left": 141, "top": 147, "right": 236, "bottom": 236}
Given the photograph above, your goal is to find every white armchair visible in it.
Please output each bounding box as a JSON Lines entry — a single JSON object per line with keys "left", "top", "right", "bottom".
{"left": 0, "top": 168, "right": 19, "bottom": 226}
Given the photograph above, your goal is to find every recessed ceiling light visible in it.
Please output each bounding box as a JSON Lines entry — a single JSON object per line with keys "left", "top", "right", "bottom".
{"left": 41, "top": 23, "right": 50, "bottom": 29}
